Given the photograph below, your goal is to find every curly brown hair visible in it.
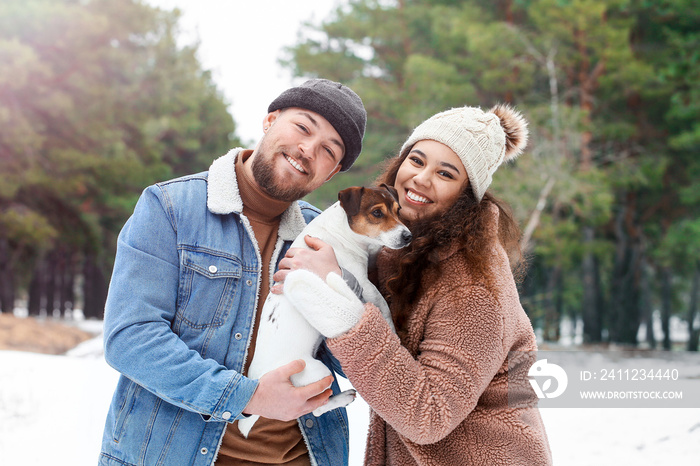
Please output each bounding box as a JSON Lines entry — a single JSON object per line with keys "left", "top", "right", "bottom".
{"left": 376, "top": 151, "right": 525, "bottom": 337}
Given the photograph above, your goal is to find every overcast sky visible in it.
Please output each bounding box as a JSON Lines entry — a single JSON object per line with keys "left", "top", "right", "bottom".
{"left": 145, "top": 0, "right": 341, "bottom": 144}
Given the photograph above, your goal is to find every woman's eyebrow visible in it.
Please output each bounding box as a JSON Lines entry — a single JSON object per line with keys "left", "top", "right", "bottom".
{"left": 411, "top": 148, "right": 461, "bottom": 174}
{"left": 440, "top": 161, "right": 461, "bottom": 174}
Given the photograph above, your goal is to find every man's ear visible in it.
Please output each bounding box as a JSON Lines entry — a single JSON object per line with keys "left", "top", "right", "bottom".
{"left": 262, "top": 110, "right": 281, "bottom": 132}
{"left": 324, "top": 164, "right": 342, "bottom": 182}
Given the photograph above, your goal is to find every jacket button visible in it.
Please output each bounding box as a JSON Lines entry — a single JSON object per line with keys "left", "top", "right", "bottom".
{"left": 305, "top": 419, "right": 314, "bottom": 428}
{"left": 208, "top": 265, "right": 218, "bottom": 274}
{"left": 246, "top": 279, "right": 252, "bottom": 286}
{"left": 222, "top": 411, "right": 232, "bottom": 420}
{"left": 234, "top": 333, "right": 243, "bottom": 340}
{"left": 200, "top": 447, "right": 208, "bottom": 455}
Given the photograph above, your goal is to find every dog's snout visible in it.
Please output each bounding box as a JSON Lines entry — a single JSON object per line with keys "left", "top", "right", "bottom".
{"left": 402, "top": 230, "right": 412, "bottom": 244}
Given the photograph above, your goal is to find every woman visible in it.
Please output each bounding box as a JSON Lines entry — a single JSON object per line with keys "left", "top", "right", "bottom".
{"left": 278, "top": 104, "right": 552, "bottom": 465}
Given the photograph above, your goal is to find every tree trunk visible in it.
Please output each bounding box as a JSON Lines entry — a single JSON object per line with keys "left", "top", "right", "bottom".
{"left": 45, "top": 251, "right": 57, "bottom": 317}
{"left": 582, "top": 227, "right": 602, "bottom": 342}
{"left": 687, "top": 260, "right": 699, "bottom": 351}
{"left": 53, "top": 247, "right": 73, "bottom": 317}
{"left": 83, "top": 254, "right": 108, "bottom": 319}
{"left": 660, "top": 266, "right": 673, "bottom": 350}
{"left": 522, "top": 177, "right": 556, "bottom": 254}
{"left": 617, "top": 244, "right": 642, "bottom": 345}
{"left": 543, "top": 266, "right": 562, "bottom": 342}
{"left": 609, "top": 194, "right": 644, "bottom": 345}
{"left": 593, "top": 254, "right": 606, "bottom": 341}
{"left": 62, "top": 251, "right": 76, "bottom": 317}
{"left": 555, "top": 266, "right": 565, "bottom": 341}
{"left": 28, "top": 258, "right": 48, "bottom": 316}
{"left": 0, "top": 238, "right": 14, "bottom": 313}
{"left": 640, "top": 257, "right": 656, "bottom": 348}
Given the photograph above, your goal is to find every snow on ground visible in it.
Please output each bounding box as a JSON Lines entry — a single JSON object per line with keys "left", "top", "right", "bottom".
{"left": 1, "top": 327, "right": 699, "bottom": 465}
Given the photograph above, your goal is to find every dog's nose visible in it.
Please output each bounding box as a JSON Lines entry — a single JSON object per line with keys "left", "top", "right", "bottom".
{"left": 402, "top": 230, "right": 412, "bottom": 244}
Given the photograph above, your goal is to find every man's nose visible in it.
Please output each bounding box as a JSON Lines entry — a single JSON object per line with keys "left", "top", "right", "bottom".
{"left": 298, "top": 138, "right": 319, "bottom": 159}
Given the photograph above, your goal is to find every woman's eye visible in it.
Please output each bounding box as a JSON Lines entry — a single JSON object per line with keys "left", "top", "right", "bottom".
{"left": 409, "top": 156, "right": 424, "bottom": 166}
{"left": 371, "top": 209, "right": 384, "bottom": 218}
{"left": 439, "top": 171, "right": 455, "bottom": 179}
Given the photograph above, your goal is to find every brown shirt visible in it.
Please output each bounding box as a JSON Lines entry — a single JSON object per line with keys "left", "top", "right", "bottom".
{"left": 215, "top": 151, "right": 310, "bottom": 466}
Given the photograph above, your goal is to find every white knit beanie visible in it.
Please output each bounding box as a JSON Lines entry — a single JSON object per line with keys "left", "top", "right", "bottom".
{"left": 399, "top": 104, "right": 529, "bottom": 201}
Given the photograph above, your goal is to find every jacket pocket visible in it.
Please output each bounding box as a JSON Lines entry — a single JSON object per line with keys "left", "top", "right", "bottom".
{"left": 177, "top": 247, "right": 242, "bottom": 329}
{"left": 113, "top": 380, "right": 140, "bottom": 443}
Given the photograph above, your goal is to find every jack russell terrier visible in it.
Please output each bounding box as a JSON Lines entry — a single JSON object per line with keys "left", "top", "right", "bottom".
{"left": 237, "top": 185, "right": 412, "bottom": 438}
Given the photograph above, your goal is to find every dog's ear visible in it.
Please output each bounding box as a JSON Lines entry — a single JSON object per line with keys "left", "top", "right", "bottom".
{"left": 379, "top": 183, "right": 399, "bottom": 202}
{"left": 338, "top": 186, "right": 364, "bottom": 217}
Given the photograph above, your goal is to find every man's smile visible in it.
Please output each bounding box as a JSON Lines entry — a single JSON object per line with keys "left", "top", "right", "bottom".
{"left": 284, "top": 153, "right": 308, "bottom": 174}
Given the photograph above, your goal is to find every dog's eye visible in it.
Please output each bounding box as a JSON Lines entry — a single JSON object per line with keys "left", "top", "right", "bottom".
{"left": 371, "top": 209, "right": 384, "bottom": 218}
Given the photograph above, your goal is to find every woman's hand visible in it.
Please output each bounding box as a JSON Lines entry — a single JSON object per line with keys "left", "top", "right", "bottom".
{"left": 272, "top": 236, "right": 341, "bottom": 294}
{"left": 283, "top": 270, "right": 365, "bottom": 338}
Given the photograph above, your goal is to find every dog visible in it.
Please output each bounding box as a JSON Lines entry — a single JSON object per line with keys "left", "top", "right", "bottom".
{"left": 237, "top": 185, "right": 412, "bottom": 438}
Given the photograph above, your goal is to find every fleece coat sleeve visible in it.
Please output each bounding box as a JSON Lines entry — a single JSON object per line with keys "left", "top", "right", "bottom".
{"left": 326, "top": 284, "right": 506, "bottom": 445}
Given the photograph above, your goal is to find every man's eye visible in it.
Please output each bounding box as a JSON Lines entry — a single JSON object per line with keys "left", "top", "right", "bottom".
{"left": 372, "top": 209, "right": 384, "bottom": 218}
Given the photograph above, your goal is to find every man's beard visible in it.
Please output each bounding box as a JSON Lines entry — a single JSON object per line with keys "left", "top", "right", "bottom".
{"left": 251, "top": 147, "right": 313, "bottom": 202}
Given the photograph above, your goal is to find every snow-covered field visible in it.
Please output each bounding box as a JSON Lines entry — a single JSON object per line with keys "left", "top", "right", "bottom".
{"left": 1, "top": 326, "right": 699, "bottom": 465}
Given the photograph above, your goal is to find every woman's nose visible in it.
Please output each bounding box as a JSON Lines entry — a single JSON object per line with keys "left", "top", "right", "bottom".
{"left": 413, "top": 170, "right": 431, "bottom": 187}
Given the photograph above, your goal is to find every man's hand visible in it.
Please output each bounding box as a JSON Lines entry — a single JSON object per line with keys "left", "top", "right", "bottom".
{"left": 272, "top": 236, "right": 341, "bottom": 294}
{"left": 242, "top": 360, "right": 333, "bottom": 421}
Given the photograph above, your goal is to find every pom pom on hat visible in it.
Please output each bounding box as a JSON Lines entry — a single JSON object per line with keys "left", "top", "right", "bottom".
{"left": 490, "top": 103, "right": 528, "bottom": 162}
{"left": 399, "top": 103, "right": 529, "bottom": 201}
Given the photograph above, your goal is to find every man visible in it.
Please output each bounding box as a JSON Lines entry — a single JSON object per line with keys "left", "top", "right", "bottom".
{"left": 99, "top": 79, "right": 367, "bottom": 466}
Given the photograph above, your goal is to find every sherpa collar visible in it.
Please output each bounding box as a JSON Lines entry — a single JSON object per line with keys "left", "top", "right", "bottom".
{"left": 206, "top": 148, "right": 308, "bottom": 241}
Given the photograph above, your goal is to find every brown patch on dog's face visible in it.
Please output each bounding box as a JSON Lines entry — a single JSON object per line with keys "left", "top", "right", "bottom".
{"left": 345, "top": 187, "right": 405, "bottom": 239}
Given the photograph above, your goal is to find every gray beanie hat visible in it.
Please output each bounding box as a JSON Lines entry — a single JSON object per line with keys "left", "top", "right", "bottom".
{"left": 399, "top": 104, "right": 529, "bottom": 201}
{"left": 268, "top": 78, "right": 367, "bottom": 172}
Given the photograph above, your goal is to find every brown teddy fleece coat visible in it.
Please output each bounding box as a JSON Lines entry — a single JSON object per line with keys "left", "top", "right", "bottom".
{"left": 326, "top": 207, "right": 552, "bottom": 466}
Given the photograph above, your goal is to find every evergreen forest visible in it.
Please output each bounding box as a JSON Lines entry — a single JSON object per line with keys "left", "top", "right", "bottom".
{"left": 1, "top": 0, "right": 698, "bottom": 350}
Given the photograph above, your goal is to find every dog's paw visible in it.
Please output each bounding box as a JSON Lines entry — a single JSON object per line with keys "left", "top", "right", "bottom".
{"left": 312, "top": 389, "right": 357, "bottom": 417}
{"left": 289, "top": 358, "right": 332, "bottom": 388}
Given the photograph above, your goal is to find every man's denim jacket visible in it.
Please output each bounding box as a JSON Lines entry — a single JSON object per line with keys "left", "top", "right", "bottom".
{"left": 99, "top": 149, "right": 350, "bottom": 466}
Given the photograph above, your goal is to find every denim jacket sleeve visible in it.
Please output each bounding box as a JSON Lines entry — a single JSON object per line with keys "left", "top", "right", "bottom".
{"left": 103, "top": 184, "right": 257, "bottom": 423}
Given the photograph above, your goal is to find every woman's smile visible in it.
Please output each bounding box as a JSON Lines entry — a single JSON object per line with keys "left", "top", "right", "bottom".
{"left": 404, "top": 189, "right": 433, "bottom": 205}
